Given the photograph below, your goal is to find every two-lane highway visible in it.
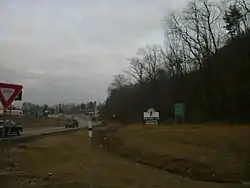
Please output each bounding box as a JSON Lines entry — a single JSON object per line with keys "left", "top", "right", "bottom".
{"left": 4, "top": 115, "right": 100, "bottom": 140}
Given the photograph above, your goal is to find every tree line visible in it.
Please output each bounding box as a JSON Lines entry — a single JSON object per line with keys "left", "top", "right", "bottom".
{"left": 103, "top": 0, "right": 250, "bottom": 123}
{"left": 22, "top": 101, "right": 100, "bottom": 115}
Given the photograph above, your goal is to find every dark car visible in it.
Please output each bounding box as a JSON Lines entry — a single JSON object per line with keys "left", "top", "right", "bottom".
{"left": 65, "top": 119, "right": 79, "bottom": 128}
{"left": 0, "top": 120, "right": 23, "bottom": 137}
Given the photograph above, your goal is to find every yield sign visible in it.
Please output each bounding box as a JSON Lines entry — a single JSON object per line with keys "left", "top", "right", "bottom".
{"left": 0, "top": 82, "right": 23, "bottom": 110}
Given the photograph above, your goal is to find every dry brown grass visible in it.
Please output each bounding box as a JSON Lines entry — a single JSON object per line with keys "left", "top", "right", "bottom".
{"left": 109, "top": 124, "right": 250, "bottom": 182}
{"left": 0, "top": 129, "right": 245, "bottom": 188}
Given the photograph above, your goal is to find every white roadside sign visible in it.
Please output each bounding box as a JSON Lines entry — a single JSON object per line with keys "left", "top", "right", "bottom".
{"left": 143, "top": 108, "right": 159, "bottom": 124}
{"left": 1, "top": 88, "right": 15, "bottom": 101}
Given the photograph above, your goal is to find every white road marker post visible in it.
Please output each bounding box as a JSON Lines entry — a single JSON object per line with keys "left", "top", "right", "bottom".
{"left": 88, "top": 118, "right": 92, "bottom": 138}
{"left": 88, "top": 116, "right": 93, "bottom": 188}
{"left": 1, "top": 110, "right": 6, "bottom": 154}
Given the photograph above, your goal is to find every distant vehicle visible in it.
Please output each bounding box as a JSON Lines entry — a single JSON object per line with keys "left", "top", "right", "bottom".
{"left": 0, "top": 120, "right": 23, "bottom": 137}
{"left": 87, "top": 110, "right": 100, "bottom": 121}
{"left": 65, "top": 119, "right": 79, "bottom": 128}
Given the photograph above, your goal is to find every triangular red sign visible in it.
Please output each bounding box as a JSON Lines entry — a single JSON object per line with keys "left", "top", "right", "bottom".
{"left": 0, "top": 82, "right": 23, "bottom": 110}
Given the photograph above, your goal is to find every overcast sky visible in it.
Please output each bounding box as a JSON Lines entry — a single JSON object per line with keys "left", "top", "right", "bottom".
{"left": 0, "top": 0, "right": 188, "bottom": 105}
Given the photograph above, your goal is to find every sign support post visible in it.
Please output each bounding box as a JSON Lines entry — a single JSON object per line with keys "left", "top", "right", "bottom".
{"left": 174, "top": 103, "right": 185, "bottom": 125}
{"left": 7, "top": 107, "right": 12, "bottom": 160}
{"left": 1, "top": 110, "right": 6, "bottom": 154}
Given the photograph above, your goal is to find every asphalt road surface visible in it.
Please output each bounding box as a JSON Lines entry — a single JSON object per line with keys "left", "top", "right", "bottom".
{"left": 3, "top": 115, "right": 100, "bottom": 140}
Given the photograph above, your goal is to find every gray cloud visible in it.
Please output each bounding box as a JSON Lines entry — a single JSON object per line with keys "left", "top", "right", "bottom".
{"left": 0, "top": 0, "right": 188, "bottom": 105}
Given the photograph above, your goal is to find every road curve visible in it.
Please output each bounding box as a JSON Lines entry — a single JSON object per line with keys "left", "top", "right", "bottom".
{"left": 2, "top": 115, "right": 100, "bottom": 141}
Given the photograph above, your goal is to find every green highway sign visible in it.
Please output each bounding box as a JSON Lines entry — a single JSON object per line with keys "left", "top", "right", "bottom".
{"left": 174, "top": 103, "right": 185, "bottom": 117}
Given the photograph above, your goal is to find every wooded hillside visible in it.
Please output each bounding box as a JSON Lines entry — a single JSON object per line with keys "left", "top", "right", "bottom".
{"left": 103, "top": 0, "right": 250, "bottom": 123}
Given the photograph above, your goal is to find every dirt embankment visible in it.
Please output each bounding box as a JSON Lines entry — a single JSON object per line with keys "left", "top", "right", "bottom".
{"left": 94, "top": 124, "right": 250, "bottom": 183}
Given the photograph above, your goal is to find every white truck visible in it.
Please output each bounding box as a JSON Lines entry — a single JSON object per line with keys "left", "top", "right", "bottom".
{"left": 0, "top": 109, "right": 23, "bottom": 116}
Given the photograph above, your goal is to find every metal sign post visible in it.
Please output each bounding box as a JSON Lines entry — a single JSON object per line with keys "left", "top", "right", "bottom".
{"left": 7, "top": 107, "right": 12, "bottom": 159}
{"left": 1, "top": 110, "right": 6, "bottom": 154}
{"left": 174, "top": 103, "right": 185, "bottom": 124}
{"left": 88, "top": 116, "right": 93, "bottom": 188}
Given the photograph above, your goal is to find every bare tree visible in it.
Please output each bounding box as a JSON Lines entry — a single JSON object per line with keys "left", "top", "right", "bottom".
{"left": 159, "top": 47, "right": 175, "bottom": 77}
{"left": 165, "top": 0, "right": 223, "bottom": 69}
{"left": 236, "top": 0, "right": 250, "bottom": 31}
{"left": 167, "top": 11, "right": 204, "bottom": 69}
{"left": 112, "top": 74, "right": 129, "bottom": 88}
{"left": 162, "top": 30, "right": 193, "bottom": 76}
{"left": 137, "top": 45, "right": 162, "bottom": 83}
{"left": 201, "top": 0, "right": 222, "bottom": 52}
{"left": 107, "top": 74, "right": 129, "bottom": 95}
{"left": 126, "top": 57, "right": 145, "bottom": 84}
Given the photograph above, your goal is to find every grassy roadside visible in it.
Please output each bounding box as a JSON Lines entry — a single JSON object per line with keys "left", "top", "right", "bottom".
{"left": 0, "top": 128, "right": 245, "bottom": 188}
{"left": 100, "top": 124, "right": 250, "bottom": 183}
